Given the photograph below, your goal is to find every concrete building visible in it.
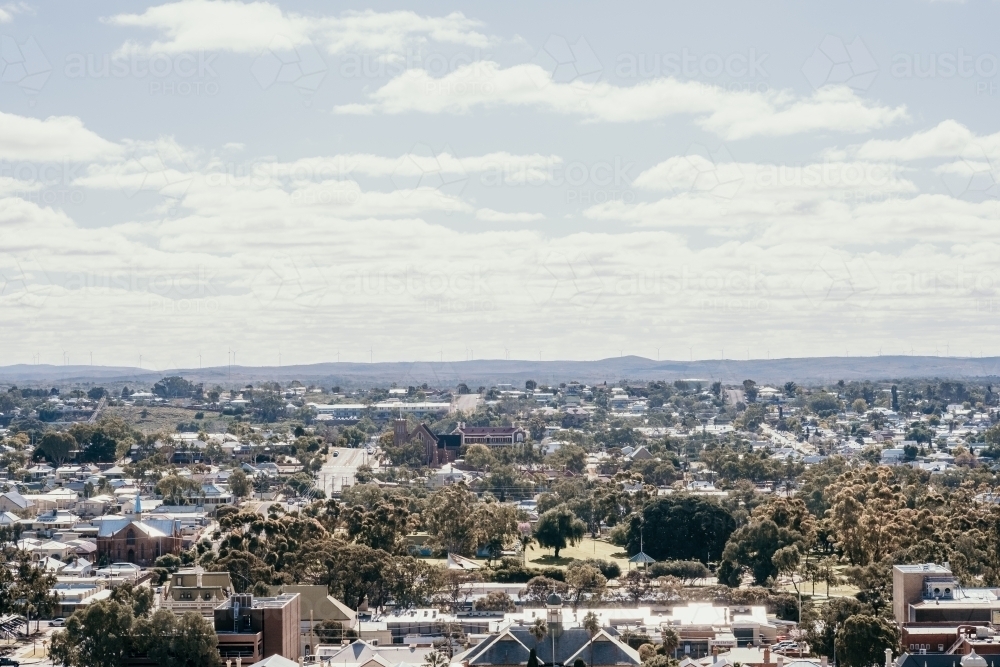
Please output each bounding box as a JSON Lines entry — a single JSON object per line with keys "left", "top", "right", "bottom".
{"left": 892, "top": 563, "right": 995, "bottom": 625}
{"left": 163, "top": 567, "right": 234, "bottom": 618}
{"left": 662, "top": 603, "right": 778, "bottom": 657}
{"left": 214, "top": 593, "right": 301, "bottom": 663}
{"left": 373, "top": 402, "right": 450, "bottom": 420}
{"left": 309, "top": 403, "right": 367, "bottom": 421}
{"left": 269, "top": 584, "right": 357, "bottom": 658}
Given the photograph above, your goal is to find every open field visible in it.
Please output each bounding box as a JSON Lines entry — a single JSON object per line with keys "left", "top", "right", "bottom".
{"left": 526, "top": 537, "right": 632, "bottom": 571}
{"left": 105, "top": 404, "right": 229, "bottom": 434}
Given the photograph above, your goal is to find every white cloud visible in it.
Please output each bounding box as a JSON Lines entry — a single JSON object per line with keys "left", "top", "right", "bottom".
{"left": 335, "top": 61, "right": 908, "bottom": 138}
{"left": 106, "top": 1, "right": 492, "bottom": 55}
{"left": 0, "top": 2, "right": 30, "bottom": 23}
{"left": 2, "top": 118, "right": 997, "bottom": 364}
{"left": 475, "top": 208, "right": 545, "bottom": 222}
{"left": 844, "top": 120, "right": 981, "bottom": 161}
{"left": 0, "top": 112, "right": 121, "bottom": 162}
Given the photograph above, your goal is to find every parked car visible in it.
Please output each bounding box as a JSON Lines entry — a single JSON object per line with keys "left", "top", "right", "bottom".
{"left": 50, "top": 618, "right": 66, "bottom": 627}
{"left": 0, "top": 657, "right": 20, "bottom": 666}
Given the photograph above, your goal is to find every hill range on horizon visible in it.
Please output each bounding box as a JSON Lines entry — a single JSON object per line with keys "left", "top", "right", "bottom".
{"left": 2, "top": 355, "right": 1000, "bottom": 388}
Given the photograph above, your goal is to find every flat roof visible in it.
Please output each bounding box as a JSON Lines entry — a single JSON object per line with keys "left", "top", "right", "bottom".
{"left": 896, "top": 564, "right": 953, "bottom": 574}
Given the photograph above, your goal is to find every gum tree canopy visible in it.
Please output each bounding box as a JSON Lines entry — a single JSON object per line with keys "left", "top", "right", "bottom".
{"left": 627, "top": 495, "right": 736, "bottom": 563}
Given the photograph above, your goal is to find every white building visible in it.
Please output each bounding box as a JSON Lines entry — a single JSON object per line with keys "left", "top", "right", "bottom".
{"left": 372, "top": 402, "right": 450, "bottom": 420}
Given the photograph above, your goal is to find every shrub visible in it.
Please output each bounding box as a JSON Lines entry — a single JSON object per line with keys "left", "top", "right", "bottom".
{"left": 581, "top": 558, "right": 621, "bottom": 580}
{"left": 649, "top": 560, "right": 710, "bottom": 583}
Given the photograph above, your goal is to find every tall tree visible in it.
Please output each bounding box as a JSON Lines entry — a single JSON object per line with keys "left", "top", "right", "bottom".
{"left": 136, "top": 609, "right": 221, "bottom": 667}
{"left": 718, "top": 498, "right": 815, "bottom": 586}
{"left": 228, "top": 468, "right": 251, "bottom": 499}
{"left": 628, "top": 495, "right": 736, "bottom": 564}
{"left": 50, "top": 599, "right": 136, "bottom": 667}
{"left": 17, "top": 556, "right": 59, "bottom": 632}
{"left": 584, "top": 611, "right": 601, "bottom": 667}
{"left": 805, "top": 597, "right": 865, "bottom": 659}
{"left": 424, "top": 483, "right": 480, "bottom": 555}
{"left": 38, "top": 432, "right": 75, "bottom": 467}
{"left": 835, "top": 614, "right": 898, "bottom": 667}
{"left": 534, "top": 506, "right": 586, "bottom": 558}
{"left": 565, "top": 562, "right": 607, "bottom": 609}
{"left": 473, "top": 501, "right": 520, "bottom": 565}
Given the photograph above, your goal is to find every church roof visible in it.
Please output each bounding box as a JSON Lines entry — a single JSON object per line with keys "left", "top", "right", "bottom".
{"left": 461, "top": 627, "right": 640, "bottom": 667}
{"left": 97, "top": 518, "right": 178, "bottom": 538}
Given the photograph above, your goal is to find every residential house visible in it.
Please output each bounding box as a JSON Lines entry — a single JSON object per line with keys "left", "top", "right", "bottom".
{"left": 77, "top": 494, "right": 117, "bottom": 517}
{"left": 0, "top": 491, "right": 33, "bottom": 515}
{"left": 52, "top": 580, "right": 112, "bottom": 617}
{"left": 20, "top": 509, "right": 80, "bottom": 537}
{"left": 313, "top": 640, "right": 436, "bottom": 667}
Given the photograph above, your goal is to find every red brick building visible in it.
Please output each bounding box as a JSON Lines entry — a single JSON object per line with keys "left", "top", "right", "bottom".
{"left": 96, "top": 518, "right": 182, "bottom": 566}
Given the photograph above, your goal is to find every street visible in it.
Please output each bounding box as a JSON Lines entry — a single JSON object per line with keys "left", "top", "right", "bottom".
{"left": 318, "top": 447, "right": 371, "bottom": 496}
{"left": 452, "top": 393, "right": 481, "bottom": 413}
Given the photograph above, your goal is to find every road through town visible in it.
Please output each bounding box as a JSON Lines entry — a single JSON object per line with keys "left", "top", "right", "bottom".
{"left": 318, "top": 447, "right": 371, "bottom": 496}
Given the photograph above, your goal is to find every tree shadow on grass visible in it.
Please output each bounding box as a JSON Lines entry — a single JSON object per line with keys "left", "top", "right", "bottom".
{"left": 530, "top": 554, "right": 576, "bottom": 567}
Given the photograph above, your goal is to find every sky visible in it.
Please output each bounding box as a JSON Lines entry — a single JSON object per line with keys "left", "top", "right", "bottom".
{"left": 1, "top": 0, "right": 999, "bottom": 370}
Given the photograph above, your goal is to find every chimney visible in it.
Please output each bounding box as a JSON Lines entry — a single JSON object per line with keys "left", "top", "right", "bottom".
{"left": 764, "top": 647, "right": 770, "bottom": 664}
{"left": 821, "top": 658, "right": 828, "bottom": 667}
{"left": 885, "top": 648, "right": 893, "bottom": 667}
{"left": 777, "top": 655, "right": 783, "bottom": 667}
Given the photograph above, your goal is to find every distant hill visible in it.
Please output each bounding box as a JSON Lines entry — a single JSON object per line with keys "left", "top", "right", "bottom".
{"left": 3, "top": 356, "right": 1000, "bottom": 388}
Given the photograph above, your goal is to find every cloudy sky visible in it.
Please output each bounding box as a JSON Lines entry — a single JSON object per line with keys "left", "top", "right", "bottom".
{"left": 1, "top": 0, "right": 999, "bottom": 369}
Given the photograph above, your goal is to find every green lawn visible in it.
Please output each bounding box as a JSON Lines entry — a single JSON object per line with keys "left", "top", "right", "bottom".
{"left": 526, "top": 537, "right": 632, "bottom": 571}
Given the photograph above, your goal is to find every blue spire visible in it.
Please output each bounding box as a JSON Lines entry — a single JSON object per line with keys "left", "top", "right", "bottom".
{"left": 134, "top": 494, "right": 142, "bottom": 514}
